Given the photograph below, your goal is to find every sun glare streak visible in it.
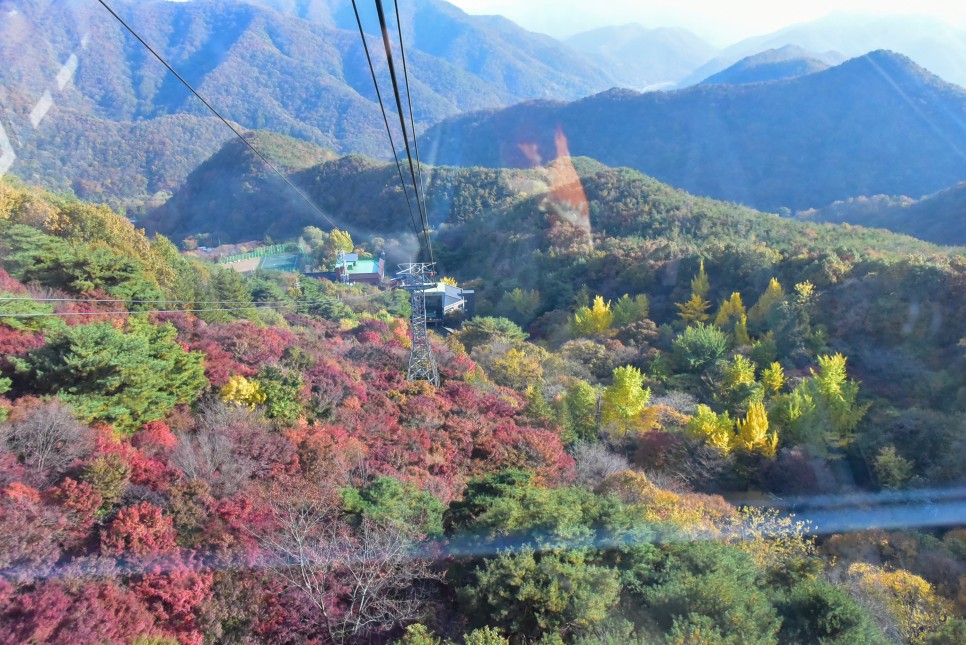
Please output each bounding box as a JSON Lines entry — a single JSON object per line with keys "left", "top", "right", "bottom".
{"left": 5, "top": 486, "right": 966, "bottom": 586}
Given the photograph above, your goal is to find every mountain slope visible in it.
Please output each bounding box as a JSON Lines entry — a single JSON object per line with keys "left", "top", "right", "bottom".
{"left": 420, "top": 51, "right": 966, "bottom": 212}
{"left": 148, "top": 129, "right": 948, "bottom": 263}
{"left": 798, "top": 183, "right": 966, "bottom": 246}
{"left": 679, "top": 12, "right": 966, "bottom": 88}
{"left": 699, "top": 46, "right": 840, "bottom": 86}
{"left": 565, "top": 24, "right": 718, "bottom": 89}
{"left": 9, "top": 110, "right": 232, "bottom": 211}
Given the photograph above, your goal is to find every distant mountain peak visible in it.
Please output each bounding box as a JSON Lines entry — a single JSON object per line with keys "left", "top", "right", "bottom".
{"left": 699, "top": 45, "right": 837, "bottom": 86}
{"left": 831, "top": 49, "right": 957, "bottom": 88}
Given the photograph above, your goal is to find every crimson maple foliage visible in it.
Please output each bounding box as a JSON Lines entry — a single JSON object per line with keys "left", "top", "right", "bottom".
{"left": 101, "top": 502, "right": 178, "bottom": 557}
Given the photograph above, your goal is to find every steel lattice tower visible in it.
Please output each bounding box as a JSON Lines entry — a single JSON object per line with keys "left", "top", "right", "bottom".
{"left": 397, "top": 263, "right": 439, "bottom": 386}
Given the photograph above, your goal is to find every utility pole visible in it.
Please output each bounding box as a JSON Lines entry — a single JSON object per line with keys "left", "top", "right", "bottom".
{"left": 396, "top": 263, "right": 439, "bottom": 386}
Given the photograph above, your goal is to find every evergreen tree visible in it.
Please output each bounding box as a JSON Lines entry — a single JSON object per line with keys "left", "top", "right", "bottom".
{"left": 612, "top": 293, "right": 650, "bottom": 328}
{"left": 691, "top": 259, "right": 710, "bottom": 298}
{"left": 561, "top": 380, "right": 600, "bottom": 444}
{"left": 13, "top": 319, "right": 206, "bottom": 433}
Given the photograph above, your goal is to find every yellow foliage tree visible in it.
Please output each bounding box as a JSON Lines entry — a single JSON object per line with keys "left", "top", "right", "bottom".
{"left": 848, "top": 563, "right": 951, "bottom": 643}
{"left": 761, "top": 362, "right": 785, "bottom": 395}
{"left": 491, "top": 347, "right": 544, "bottom": 391}
{"left": 600, "top": 470, "right": 726, "bottom": 537}
{"left": 734, "top": 314, "right": 752, "bottom": 346}
{"left": 748, "top": 277, "right": 785, "bottom": 326}
{"left": 735, "top": 401, "right": 778, "bottom": 456}
{"left": 600, "top": 365, "right": 651, "bottom": 437}
{"left": 330, "top": 229, "right": 354, "bottom": 254}
{"left": 676, "top": 293, "right": 711, "bottom": 326}
{"left": 439, "top": 276, "right": 459, "bottom": 286}
{"left": 686, "top": 404, "right": 734, "bottom": 453}
{"left": 219, "top": 375, "right": 266, "bottom": 410}
{"left": 723, "top": 355, "right": 756, "bottom": 391}
{"left": 573, "top": 296, "right": 614, "bottom": 336}
{"left": 794, "top": 280, "right": 815, "bottom": 306}
{"left": 714, "top": 292, "right": 746, "bottom": 328}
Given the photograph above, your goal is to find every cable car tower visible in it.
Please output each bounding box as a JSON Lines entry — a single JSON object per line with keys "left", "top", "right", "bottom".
{"left": 396, "top": 263, "right": 439, "bottom": 387}
{"left": 396, "top": 263, "right": 439, "bottom": 386}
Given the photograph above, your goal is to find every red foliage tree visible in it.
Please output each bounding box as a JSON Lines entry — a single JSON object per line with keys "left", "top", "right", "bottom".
{"left": 134, "top": 554, "right": 213, "bottom": 645}
{"left": 187, "top": 337, "right": 248, "bottom": 388}
{"left": 101, "top": 502, "right": 178, "bottom": 557}
{"left": 0, "top": 268, "right": 26, "bottom": 293}
{"left": 0, "top": 483, "right": 67, "bottom": 582}
{"left": 128, "top": 451, "right": 178, "bottom": 492}
{"left": 205, "top": 321, "right": 294, "bottom": 368}
{"left": 50, "top": 477, "right": 102, "bottom": 543}
{"left": 297, "top": 425, "right": 368, "bottom": 486}
{"left": 0, "top": 326, "right": 44, "bottom": 369}
{"left": 0, "top": 581, "right": 161, "bottom": 645}
{"left": 132, "top": 421, "right": 179, "bottom": 457}
{"left": 57, "top": 288, "right": 126, "bottom": 327}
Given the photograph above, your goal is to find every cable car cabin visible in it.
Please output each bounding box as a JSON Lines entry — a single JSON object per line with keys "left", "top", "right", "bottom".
{"left": 423, "top": 283, "right": 475, "bottom": 325}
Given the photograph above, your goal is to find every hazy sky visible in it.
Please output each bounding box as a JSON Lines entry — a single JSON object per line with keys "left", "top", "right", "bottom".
{"left": 447, "top": 0, "right": 966, "bottom": 44}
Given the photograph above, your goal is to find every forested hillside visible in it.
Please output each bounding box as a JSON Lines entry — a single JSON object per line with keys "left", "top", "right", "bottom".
{"left": 799, "top": 183, "right": 966, "bottom": 246}
{"left": 4, "top": 174, "right": 966, "bottom": 643}
{"left": 0, "top": 0, "right": 613, "bottom": 206}
{"left": 421, "top": 50, "right": 966, "bottom": 212}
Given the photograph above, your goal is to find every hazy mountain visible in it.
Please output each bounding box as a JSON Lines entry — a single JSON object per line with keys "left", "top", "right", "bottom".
{"left": 679, "top": 12, "right": 966, "bottom": 88}
{"left": 420, "top": 51, "right": 966, "bottom": 212}
{"left": 564, "top": 24, "right": 718, "bottom": 89}
{"left": 0, "top": 0, "right": 614, "bottom": 203}
{"left": 248, "top": 0, "right": 620, "bottom": 97}
{"left": 699, "top": 45, "right": 842, "bottom": 86}
{"left": 8, "top": 110, "right": 232, "bottom": 211}
{"left": 798, "top": 183, "right": 966, "bottom": 246}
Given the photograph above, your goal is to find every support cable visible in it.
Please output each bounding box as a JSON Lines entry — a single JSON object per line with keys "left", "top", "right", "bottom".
{"left": 349, "top": 0, "right": 423, "bottom": 243}
{"left": 393, "top": 0, "right": 431, "bottom": 246}
{"left": 94, "top": 0, "right": 340, "bottom": 230}
{"left": 372, "top": 0, "right": 434, "bottom": 265}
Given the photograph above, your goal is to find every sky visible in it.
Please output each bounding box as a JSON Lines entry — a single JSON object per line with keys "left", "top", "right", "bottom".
{"left": 446, "top": 0, "right": 966, "bottom": 45}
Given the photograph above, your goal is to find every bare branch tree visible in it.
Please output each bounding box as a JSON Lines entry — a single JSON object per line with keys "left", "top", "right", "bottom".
{"left": 2, "top": 400, "right": 93, "bottom": 481}
{"left": 171, "top": 428, "right": 254, "bottom": 496}
{"left": 195, "top": 397, "right": 267, "bottom": 433}
{"left": 571, "top": 442, "right": 629, "bottom": 490}
{"left": 258, "top": 499, "right": 439, "bottom": 645}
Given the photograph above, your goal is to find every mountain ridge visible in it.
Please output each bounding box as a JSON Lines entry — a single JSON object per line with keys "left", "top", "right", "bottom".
{"left": 678, "top": 11, "right": 966, "bottom": 88}
{"left": 419, "top": 50, "right": 966, "bottom": 212}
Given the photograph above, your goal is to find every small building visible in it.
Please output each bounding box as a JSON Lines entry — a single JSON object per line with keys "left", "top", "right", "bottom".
{"left": 338, "top": 254, "right": 385, "bottom": 284}
{"left": 424, "top": 283, "right": 475, "bottom": 324}
{"left": 307, "top": 253, "right": 386, "bottom": 285}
